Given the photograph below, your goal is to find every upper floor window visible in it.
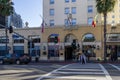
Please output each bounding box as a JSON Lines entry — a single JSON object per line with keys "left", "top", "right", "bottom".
{"left": 72, "top": 7, "right": 76, "bottom": 14}
{"left": 112, "top": 15, "right": 115, "bottom": 18}
{"left": 72, "top": 0, "right": 76, "bottom": 2}
{"left": 64, "top": 19, "right": 69, "bottom": 26}
{"left": 88, "top": 6, "right": 93, "bottom": 13}
{"left": 88, "top": 17, "right": 93, "bottom": 25}
{"left": 49, "top": 9, "right": 54, "bottom": 16}
{"left": 65, "top": 0, "right": 69, "bottom": 3}
{"left": 112, "top": 20, "right": 115, "bottom": 24}
{"left": 72, "top": 18, "right": 76, "bottom": 25}
{"left": 50, "top": 20, "right": 54, "bottom": 26}
{"left": 65, "top": 7, "right": 70, "bottom": 14}
{"left": 50, "top": 0, "right": 54, "bottom": 4}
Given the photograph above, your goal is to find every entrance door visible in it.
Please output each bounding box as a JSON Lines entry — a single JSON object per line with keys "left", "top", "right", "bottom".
{"left": 65, "top": 46, "right": 73, "bottom": 61}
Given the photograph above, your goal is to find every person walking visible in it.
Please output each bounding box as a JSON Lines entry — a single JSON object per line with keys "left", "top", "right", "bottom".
{"left": 80, "top": 53, "right": 86, "bottom": 64}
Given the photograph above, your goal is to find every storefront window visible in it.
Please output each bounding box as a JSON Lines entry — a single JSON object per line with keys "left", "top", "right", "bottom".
{"left": 48, "top": 45, "right": 59, "bottom": 59}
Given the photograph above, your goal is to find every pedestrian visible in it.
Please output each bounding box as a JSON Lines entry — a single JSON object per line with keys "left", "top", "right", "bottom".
{"left": 80, "top": 53, "right": 86, "bottom": 64}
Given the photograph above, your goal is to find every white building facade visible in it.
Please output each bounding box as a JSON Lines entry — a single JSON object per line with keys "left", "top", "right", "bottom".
{"left": 43, "top": 0, "right": 120, "bottom": 26}
{"left": 43, "top": 0, "right": 99, "bottom": 27}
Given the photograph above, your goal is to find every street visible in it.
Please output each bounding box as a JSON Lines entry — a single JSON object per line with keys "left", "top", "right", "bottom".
{"left": 0, "top": 63, "right": 120, "bottom": 80}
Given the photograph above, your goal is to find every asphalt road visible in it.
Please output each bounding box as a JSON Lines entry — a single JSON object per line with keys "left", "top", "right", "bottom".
{"left": 0, "top": 62, "right": 120, "bottom": 80}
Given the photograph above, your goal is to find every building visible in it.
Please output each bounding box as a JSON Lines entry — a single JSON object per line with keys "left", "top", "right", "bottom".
{"left": 10, "top": 11, "right": 23, "bottom": 28}
{"left": 43, "top": 0, "right": 101, "bottom": 27}
{"left": 43, "top": 0, "right": 120, "bottom": 26}
{"left": 0, "top": 23, "right": 119, "bottom": 61}
{"left": 0, "top": 0, "right": 120, "bottom": 62}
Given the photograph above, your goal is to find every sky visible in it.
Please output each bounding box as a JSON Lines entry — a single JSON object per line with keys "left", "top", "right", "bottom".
{"left": 12, "top": 0, "right": 43, "bottom": 27}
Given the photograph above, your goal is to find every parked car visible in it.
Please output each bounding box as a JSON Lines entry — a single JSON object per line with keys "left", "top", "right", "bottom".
{"left": 0, "top": 54, "right": 30, "bottom": 64}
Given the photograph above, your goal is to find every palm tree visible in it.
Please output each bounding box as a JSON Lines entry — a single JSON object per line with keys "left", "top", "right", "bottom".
{"left": 0, "top": 0, "right": 14, "bottom": 54}
{"left": 96, "top": 0, "right": 116, "bottom": 61}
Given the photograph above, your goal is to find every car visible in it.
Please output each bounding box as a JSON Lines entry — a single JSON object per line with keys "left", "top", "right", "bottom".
{"left": 0, "top": 54, "right": 31, "bottom": 65}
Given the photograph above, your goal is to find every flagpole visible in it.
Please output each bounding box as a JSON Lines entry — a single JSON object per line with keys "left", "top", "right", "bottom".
{"left": 39, "top": 14, "right": 43, "bottom": 60}
{"left": 39, "top": 14, "right": 47, "bottom": 59}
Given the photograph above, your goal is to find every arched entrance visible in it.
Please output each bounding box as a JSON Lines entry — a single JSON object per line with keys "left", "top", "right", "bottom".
{"left": 47, "top": 34, "right": 59, "bottom": 60}
{"left": 82, "top": 33, "right": 96, "bottom": 61}
{"left": 64, "top": 34, "right": 77, "bottom": 61}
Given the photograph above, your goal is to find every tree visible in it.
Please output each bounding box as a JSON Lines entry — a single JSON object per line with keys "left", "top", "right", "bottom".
{"left": 0, "top": 0, "right": 14, "bottom": 16}
{"left": 0, "top": 0, "right": 14, "bottom": 54}
{"left": 96, "top": 0, "right": 116, "bottom": 61}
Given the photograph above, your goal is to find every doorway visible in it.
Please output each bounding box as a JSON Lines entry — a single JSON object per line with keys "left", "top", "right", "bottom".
{"left": 65, "top": 46, "right": 73, "bottom": 61}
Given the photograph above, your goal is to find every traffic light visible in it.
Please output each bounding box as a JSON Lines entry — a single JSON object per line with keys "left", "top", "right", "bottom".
{"left": 32, "top": 42, "right": 34, "bottom": 48}
{"left": 28, "top": 41, "right": 34, "bottom": 48}
{"left": 54, "top": 36, "right": 58, "bottom": 43}
{"left": 71, "top": 39, "right": 76, "bottom": 50}
{"left": 9, "top": 26, "right": 13, "bottom": 33}
{"left": 28, "top": 41, "right": 30, "bottom": 48}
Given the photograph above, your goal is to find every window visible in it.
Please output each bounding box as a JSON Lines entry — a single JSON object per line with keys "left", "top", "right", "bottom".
{"left": 50, "top": 0, "right": 54, "bottom": 4}
{"left": 50, "top": 20, "right": 54, "bottom": 26}
{"left": 88, "top": 17, "right": 93, "bottom": 25}
{"left": 13, "top": 39, "right": 24, "bottom": 43}
{"left": 0, "top": 36, "right": 9, "bottom": 43}
{"left": 72, "top": 7, "right": 76, "bottom": 14}
{"left": 65, "top": 0, "right": 69, "bottom": 3}
{"left": 112, "top": 20, "right": 115, "bottom": 24}
{"left": 28, "top": 35, "right": 40, "bottom": 43}
{"left": 50, "top": 9, "right": 54, "bottom": 16}
{"left": 72, "top": 18, "right": 76, "bottom": 25}
{"left": 32, "top": 38, "right": 40, "bottom": 43}
{"left": 112, "top": 15, "right": 115, "bottom": 18}
{"left": 72, "top": 0, "right": 76, "bottom": 2}
{"left": 82, "top": 33, "right": 95, "bottom": 42}
{"left": 65, "top": 8, "right": 69, "bottom": 14}
{"left": 64, "top": 19, "right": 69, "bottom": 26}
{"left": 88, "top": 6, "right": 93, "bottom": 13}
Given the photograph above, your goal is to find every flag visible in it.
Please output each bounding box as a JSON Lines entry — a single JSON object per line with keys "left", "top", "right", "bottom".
{"left": 92, "top": 20, "right": 96, "bottom": 27}
{"left": 41, "top": 20, "right": 44, "bottom": 33}
{"left": 92, "top": 14, "right": 98, "bottom": 27}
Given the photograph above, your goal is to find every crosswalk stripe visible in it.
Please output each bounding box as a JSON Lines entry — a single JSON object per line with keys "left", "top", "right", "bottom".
{"left": 109, "top": 64, "right": 120, "bottom": 71}
{"left": 99, "top": 64, "right": 112, "bottom": 80}
{"left": 35, "top": 64, "right": 72, "bottom": 80}
{"left": 61, "top": 68, "right": 102, "bottom": 71}
{"left": 52, "top": 71, "right": 104, "bottom": 75}
{"left": 44, "top": 76, "right": 96, "bottom": 79}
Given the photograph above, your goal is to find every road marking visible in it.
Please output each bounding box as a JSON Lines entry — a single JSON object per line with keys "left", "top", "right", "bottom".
{"left": 43, "top": 76, "right": 97, "bottom": 80}
{"left": 61, "top": 68, "right": 102, "bottom": 71}
{"left": 52, "top": 71, "right": 104, "bottom": 74}
{"left": 0, "top": 70, "right": 33, "bottom": 74}
{"left": 109, "top": 64, "right": 120, "bottom": 71}
{"left": 35, "top": 64, "right": 71, "bottom": 80}
{"left": 99, "top": 64, "right": 112, "bottom": 80}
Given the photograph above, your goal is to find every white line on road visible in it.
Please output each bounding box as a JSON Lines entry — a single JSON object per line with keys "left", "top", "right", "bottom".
{"left": 61, "top": 68, "right": 102, "bottom": 71}
{"left": 52, "top": 71, "right": 104, "bottom": 75}
{"left": 43, "top": 76, "right": 96, "bottom": 80}
{"left": 35, "top": 64, "right": 71, "bottom": 80}
{"left": 99, "top": 64, "right": 112, "bottom": 80}
{"left": 109, "top": 64, "right": 120, "bottom": 71}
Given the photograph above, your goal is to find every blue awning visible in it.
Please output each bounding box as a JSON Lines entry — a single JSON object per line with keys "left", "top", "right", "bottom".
{"left": 50, "top": 34, "right": 59, "bottom": 37}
